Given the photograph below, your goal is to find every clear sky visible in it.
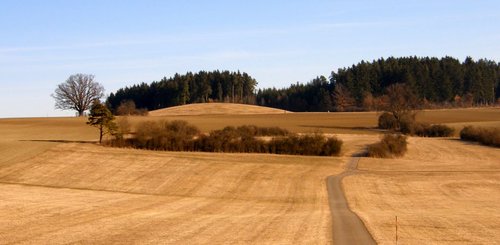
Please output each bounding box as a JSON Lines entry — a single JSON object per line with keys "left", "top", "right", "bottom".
{"left": 1, "top": 0, "right": 499, "bottom": 117}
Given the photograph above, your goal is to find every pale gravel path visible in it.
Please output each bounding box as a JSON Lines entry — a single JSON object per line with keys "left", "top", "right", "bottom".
{"left": 327, "top": 157, "right": 376, "bottom": 245}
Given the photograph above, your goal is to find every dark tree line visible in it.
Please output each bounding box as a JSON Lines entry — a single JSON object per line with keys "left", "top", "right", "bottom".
{"left": 258, "top": 56, "right": 500, "bottom": 111}
{"left": 256, "top": 76, "right": 335, "bottom": 112}
{"left": 108, "top": 57, "right": 500, "bottom": 113}
{"left": 107, "top": 70, "right": 257, "bottom": 112}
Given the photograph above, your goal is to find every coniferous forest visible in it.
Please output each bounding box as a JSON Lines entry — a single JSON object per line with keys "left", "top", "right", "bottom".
{"left": 107, "top": 56, "right": 500, "bottom": 113}
{"left": 107, "top": 71, "right": 257, "bottom": 111}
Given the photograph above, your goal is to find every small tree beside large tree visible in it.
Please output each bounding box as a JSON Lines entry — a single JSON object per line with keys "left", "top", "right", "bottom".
{"left": 87, "top": 100, "right": 118, "bottom": 144}
{"left": 52, "top": 74, "right": 104, "bottom": 116}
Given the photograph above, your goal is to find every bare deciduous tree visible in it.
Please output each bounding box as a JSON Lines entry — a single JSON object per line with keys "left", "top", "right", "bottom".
{"left": 116, "top": 100, "right": 137, "bottom": 115}
{"left": 381, "top": 83, "right": 420, "bottom": 129}
{"left": 52, "top": 74, "right": 104, "bottom": 116}
{"left": 333, "top": 83, "right": 355, "bottom": 112}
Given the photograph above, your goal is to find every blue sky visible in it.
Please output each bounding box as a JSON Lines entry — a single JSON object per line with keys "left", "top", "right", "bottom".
{"left": 1, "top": 0, "right": 499, "bottom": 117}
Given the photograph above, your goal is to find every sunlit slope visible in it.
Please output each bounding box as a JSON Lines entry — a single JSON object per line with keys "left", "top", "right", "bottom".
{"left": 149, "top": 103, "right": 290, "bottom": 116}
{"left": 0, "top": 143, "right": 344, "bottom": 243}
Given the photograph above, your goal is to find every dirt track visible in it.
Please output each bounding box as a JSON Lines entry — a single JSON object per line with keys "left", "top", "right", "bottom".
{"left": 327, "top": 158, "right": 376, "bottom": 245}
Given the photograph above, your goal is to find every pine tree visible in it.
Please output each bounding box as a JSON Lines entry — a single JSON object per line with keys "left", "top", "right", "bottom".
{"left": 87, "top": 100, "right": 118, "bottom": 144}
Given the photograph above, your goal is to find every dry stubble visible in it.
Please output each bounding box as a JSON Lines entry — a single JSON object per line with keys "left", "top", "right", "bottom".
{"left": 0, "top": 143, "right": 345, "bottom": 244}
{"left": 343, "top": 137, "right": 500, "bottom": 244}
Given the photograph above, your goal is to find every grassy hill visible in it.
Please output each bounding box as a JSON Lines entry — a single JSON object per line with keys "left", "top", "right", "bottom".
{"left": 148, "top": 103, "right": 290, "bottom": 116}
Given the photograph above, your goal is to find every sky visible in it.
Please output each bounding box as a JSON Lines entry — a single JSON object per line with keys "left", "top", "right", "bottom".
{"left": 1, "top": 0, "right": 499, "bottom": 118}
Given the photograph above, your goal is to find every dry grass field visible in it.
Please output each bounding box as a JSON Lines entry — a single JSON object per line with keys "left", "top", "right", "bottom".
{"left": 343, "top": 137, "right": 500, "bottom": 244}
{"left": 0, "top": 116, "right": 349, "bottom": 244}
{"left": 1, "top": 106, "right": 500, "bottom": 244}
{"left": 0, "top": 143, "right": 346, "bottom": 244}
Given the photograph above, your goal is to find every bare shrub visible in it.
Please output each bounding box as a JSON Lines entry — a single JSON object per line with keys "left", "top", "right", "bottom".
{"left": 398, "top": 114, "right": 417, "bottom": 134}
{"left": 116, "top": 100, "right": 149, "bottom": 116}
{"left": 269, "top": 133, "right": 342, "bottom": 156}
{"left": 131, "top": 120, "right": 200, "bottom": 151}
{"left": 378, "top": 112, "right": 398, "bottom": 130}
{"left": 136, "top": 108, "right": 149, "bottom": 116}
{"left": 401, "top": 120, "right": 454, "bottom": 137}
{"left": 460, "top": 126, "right": 500, "bottom": 147}
{"left": 108, "top": 117, "right": 132, "bottom": 147}
{"left": 322, "top": 137, "right": 343, "bottom": 156}
{"left": 253, "top": 126, "right": 290, "bottom": 136}
{"left": 116, "top": 117, "right": 132, "bottom": 135}
{"left": 367, "top": 134, "right": 408, "bottom": 158}
{"left": 366, "top": 141, "right": 390, "bottom": 158}
{"left": 195, "top": 126, "right": 289, "bottom": 153}
{"left": 233, "top": 125, "right": 290, "bottom": 137}
{"left": 418, "top": 124, "right": 454, "bottom": 137}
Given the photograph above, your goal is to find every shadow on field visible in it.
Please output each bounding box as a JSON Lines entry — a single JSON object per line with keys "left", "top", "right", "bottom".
{"left": 20, "top": 140, "right": 97, "bottom": 144}
{"left": 352, "top": 150, "right": 368, "bottom": 157}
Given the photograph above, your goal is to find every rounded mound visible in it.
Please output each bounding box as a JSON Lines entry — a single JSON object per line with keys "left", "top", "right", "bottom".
{"left": 149, "top": 103, "right": 290, "bottom": 116}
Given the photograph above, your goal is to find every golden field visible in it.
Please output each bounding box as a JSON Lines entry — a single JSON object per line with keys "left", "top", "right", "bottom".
{"left": 0, "top": 114, "right": 348, "bottom": 244}
{"left": 0, "top": 143, "right": 346, "bottom": 244}
{"left": 1, "top": 105, "right": 500, "bottom": 244}
{"left": 343, "top": 137, "right": 500, "bottom": 244}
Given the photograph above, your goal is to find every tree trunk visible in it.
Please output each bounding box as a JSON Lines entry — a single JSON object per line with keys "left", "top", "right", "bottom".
{"left": 78, "top": 110, "right": 84, "bottom": 117}
{"left": 99, "top": 125, "right": 103, "bottom": 144}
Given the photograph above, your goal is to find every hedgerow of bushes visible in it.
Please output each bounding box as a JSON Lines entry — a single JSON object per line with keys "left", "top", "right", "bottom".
{"left": 110, "top": 121, "right": 342, "bottom": 156}
{"left": 378, "top": 112, "right": 454, "bottom": 137}
{"left": 400, "top": 121, "right": 455, "bottom": 137}
{"left": 132, "top": 120, "right": 200, "bottom": 151}
{"left": 460, "top": 126, "right": 500, "bottom": 147}
{"left": 367, "top": 134, "right": 408, "bottom": 158}
{"left": 268, "top": 133, "right": 342, "bottom": 156}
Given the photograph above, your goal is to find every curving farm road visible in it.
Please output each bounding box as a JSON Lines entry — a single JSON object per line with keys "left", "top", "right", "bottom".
{"left": 327, "top": 157, "right": 376, "bottom": 245}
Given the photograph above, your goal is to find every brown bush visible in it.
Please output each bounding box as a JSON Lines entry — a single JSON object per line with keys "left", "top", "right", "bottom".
{"left": 418, "top": 124, "right": 454, "bottom": 137}
{"left": 460, "top": 126, "right": 500, "bottom": 147}
{"left": 401, "top": 120, "right": 454, "bottom": 137}
{"left": 116, "top": 100, "right": 149, "bottom": 116}
{"left": 322, "top": 137, "right": 343, "bottom": 156}
{"left": 398, "top": 114, "right": 417, "bottom": 134}
{"left": 234, "top": 125, "right": 290, "bottom": 137}
{"left": 378, "top": 112, "right": 398, "bottom": 130}
{"left": 367, "top": 134, "right": 408, "bottom": 158}
{"left": 268, "top": 134, "right": 342, "bottom": 156}
{"left": 196, "top": 126, "right": 264, "bottom": 153}
{"left": 130, "top": 120, "right": 200, "bottom": 151}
